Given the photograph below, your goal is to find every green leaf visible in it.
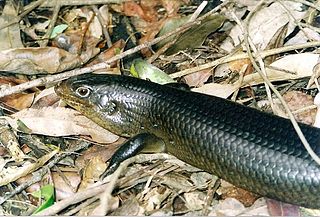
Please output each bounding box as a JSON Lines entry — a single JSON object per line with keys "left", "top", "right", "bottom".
{"left": 32, "top": 184, "right": 55, "bottom": 214}
{"left": 50, "top": 24, "right": 68, "bottom": 39}
{"left": 130, "top": 59, "right": 175, "bottom": 84}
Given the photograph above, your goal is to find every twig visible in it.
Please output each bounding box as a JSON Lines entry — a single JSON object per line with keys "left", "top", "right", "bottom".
{"left": 278, "top": 0, "right": 314, "bottom": 42}
{"left": 231, "top": 64, "right": 248, "bottom": 102}
{"left": 189, "top": 1, "right": 208, "bottom": 22}
{"left": 39, "top": 0, "right": 61, "bottom": 47}
{"left": 291, "top": 0, "right": 320, "bottom": 11}
{"left": 64, "top": 197, "right": 99, "bottom": 216}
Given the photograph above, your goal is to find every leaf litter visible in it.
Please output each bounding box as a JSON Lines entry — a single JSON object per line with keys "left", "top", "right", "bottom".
{"left": 0, "top": 0, "right": 320, "bottom": 216}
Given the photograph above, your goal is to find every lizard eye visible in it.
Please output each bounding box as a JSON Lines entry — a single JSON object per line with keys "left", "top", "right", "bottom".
{"left": 75, "top": 86, "right": 92, "bottom": 98}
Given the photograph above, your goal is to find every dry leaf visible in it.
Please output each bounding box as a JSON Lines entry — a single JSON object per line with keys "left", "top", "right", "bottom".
{"left": 192, "top": 83, "right": 238, "bottom": 98}
{"left": 75, "top": 140, "right": 123, "bottom": 169}
{"left": 5, "top": 107, "right": 119, "bottom": 143}
{"left": 183, "top": 69, "right": 211, "bottom": 87}
{"left": 31, "top": 87, "right": 60, "bottom": 109}
{"left": 1, "top": 92, "right": 34, "bottom": 110}
{"left": 0, "top": 2, "right": 24, "bottom": 51}
{"left": 184, "top": 191, "right": 206, "bottom": 210}
{"left": 266, "top": 199, "right": 300, "bottom": 216}
{"left": 211, "top": 198, "right": 246, "bottom": 216}
{"left": 0, "top": 47, "right": 83, "bottom": 74}
{"left": 53, "top": 172, "right": 81, "bottom": 200}
{"left": 79, "top": 156, "right": 107, "bottom": 190}
{"left": 0, "top": 76, "right": 34, "bottom": 110}
{"left": 222, "top": 1, "right": 305, "bottom": 52}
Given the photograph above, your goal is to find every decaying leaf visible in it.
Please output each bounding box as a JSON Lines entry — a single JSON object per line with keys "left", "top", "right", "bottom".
{"left": 4, "top": 107, "right": 119, "bottom": 143}
{"left": 183, "top": 69, "right": 212, "bottom": 87}
{"left": 283, "top": 91, "right": 316, "bottom": 125}
{"left": 165, "top": 14, "right": 226, "bottom": 55}
{"left": 0, "top": 76, "right": 35, "bottom": 110}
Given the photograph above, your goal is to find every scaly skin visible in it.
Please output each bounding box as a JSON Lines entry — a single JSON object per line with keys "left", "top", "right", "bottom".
{"left": 55, "top": 74, "right": 320, "bottom": 208}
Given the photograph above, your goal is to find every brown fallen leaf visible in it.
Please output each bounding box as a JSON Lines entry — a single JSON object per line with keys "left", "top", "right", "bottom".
{"left": 5, "top": 107, "right": 119, "bottom": 144}
{"left": 218, "top": 180, "right": 260, "bottom": 207}
{"left": 1, "top": 92, "right": 34, "bottom": 111}
{"left": 78, "top": 156, "right": 107, "bottom": 190}
{"left": 86, "top": 39, "right": 126, "bottom": 69}
{"left": 53, "top": 172, "right": 81, "bottom": 201}
{"left": 0, "top": 47, "right": 87, "bottom": 74}
{"left": 211, "top": 198, "right": 246, "bottom": 216}
{"left": 75, "top": 139, "right": 124, "bottom": 169}
{"left": 0, "top": 76, "right": 34, "bottom": 110}
{"left": 183, "top": 68, "right": 211, "bottom": 87}
{"left": 110, "top": 197, "right": 144, "bottom": 216}
{"left": 0, "top": 1, "right": 24, "bottom": 51}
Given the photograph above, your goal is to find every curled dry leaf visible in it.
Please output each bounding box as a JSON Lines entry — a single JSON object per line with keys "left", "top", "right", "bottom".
{"left": 31, "top": 87, "right": 60, "bottom": 109}
{"left": 5, "top": 107, "right": 119, "bottom": 144}
{"left": 16, "top": 171, "right": 81, "bottom": 201}
{"left": 142, "top": 187, "right": 171, "bottom": 212}
{"left": 110, "top": 197, "right": 144, "bottom": 216}
{"left": 0, "top": 2, "right": 24, "bottom": 51}
{"left": 75, "top": 139, "right": 123, "bottom": 169}
{"left": 266, "top": 199, "right": 300, "bottom": 216}
{"left": 183, "top": 69, "right": 212, "bottom": 87}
